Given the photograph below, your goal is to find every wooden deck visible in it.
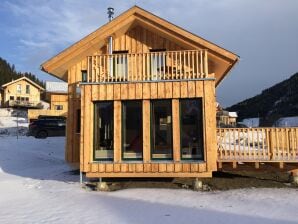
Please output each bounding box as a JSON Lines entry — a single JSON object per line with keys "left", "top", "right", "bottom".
{"left": 217, "top": 127, "right": 298, "bottom": 171}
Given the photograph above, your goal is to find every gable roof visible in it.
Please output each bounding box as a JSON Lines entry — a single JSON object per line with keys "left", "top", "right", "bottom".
{"left": 41, "top": 6, "right": 239, "bottom": 86}
{"left": 46, "top": 81, "right": 68, "bottom": 93}
{"left": 2, "top": 76, "right": 45, "bottom": 91}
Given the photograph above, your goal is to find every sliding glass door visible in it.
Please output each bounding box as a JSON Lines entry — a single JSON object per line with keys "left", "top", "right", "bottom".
{"left": 94, "top": 101, "right": 114, "bottom": 161}
{"left": 180, "top": 99, "right": 204, "bottom": 160}
{"left": 122, "top": 101, "right": 143, "bottom": 160}
{"left": 151, "top": 100, "right": 173, "bottom": 160}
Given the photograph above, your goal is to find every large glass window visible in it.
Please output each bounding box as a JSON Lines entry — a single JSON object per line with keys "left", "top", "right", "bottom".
{"left": 151, "top": 100, "right": 172, "bottom": 160}
{"left": 122, "top": 101, "right": 142, "bottom": 160}
{"left": 94, "top": 101, "right": 113, "bottom": 161}
{"left": 180, "top": 99, "right": 204, "bottom": 160}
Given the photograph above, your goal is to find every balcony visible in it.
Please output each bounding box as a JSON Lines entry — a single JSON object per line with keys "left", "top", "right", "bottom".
{"left": 7, "top": 100, "right": 43, "bottom": 109}
{"left": 85, "top": 50, "right": 210, "bottom": 83}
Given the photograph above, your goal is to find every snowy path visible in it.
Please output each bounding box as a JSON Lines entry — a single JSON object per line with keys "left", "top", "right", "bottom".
{"left": 0, "top": 136, "right": 298, "bottom": 224}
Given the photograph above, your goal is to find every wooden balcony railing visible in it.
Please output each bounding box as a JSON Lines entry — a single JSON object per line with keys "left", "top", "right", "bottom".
{"left": 86, "top": 50, "right": 209, "bottom": 83}
{"left": 217, "top": 128, "right": 298, "bottom": 162}
{"left": 8, "top": 100, "right": 43, "bottom": 109}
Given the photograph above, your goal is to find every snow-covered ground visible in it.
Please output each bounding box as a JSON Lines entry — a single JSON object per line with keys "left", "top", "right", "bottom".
{"left": 0, "top": 117, "right": 298, "bottom": 223}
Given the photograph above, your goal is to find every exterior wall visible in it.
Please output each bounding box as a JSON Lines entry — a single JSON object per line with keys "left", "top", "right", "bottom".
{"left": 50, "top": 94, "right": 68, "bottom": 112}
{"left": 3, "top": 79, "right": 41, "bottom": 106}
{"left": 65, "top": 25, "right": 217, "bottom": 177}
{"left": 79, "top": 80, "right": 217, "bottom": 177}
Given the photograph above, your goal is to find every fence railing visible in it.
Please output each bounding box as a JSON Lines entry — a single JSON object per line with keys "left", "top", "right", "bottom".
{"left": 217, "top": 128, "right": 298, "bottom": 162}
{"left": 86, "top": 50, "right": 209, "bottom": 83}
{"left": 8, "top": 100, "right": 43, "bottom": 108}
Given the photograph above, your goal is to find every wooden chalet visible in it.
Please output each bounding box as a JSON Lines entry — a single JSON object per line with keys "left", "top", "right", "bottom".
{"left": 1, "top": 76, "right": 44, "bottom": 108}
{"left": 41, "top": 6, "right": 298, "bottom": 180}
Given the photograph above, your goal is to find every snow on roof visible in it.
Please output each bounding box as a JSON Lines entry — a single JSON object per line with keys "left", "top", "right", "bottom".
{"left": 46, "top": 81, "right": 67, "bottom": 93}
{"left": 275, "top": 116, "right": 298, "bottom": 127}
{"left": 228, "top": 112, "right": 238, "bottom": 118}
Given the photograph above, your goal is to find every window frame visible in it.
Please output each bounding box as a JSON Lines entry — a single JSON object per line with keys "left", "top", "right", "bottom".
{"left": 121, "top": 100, "right": 143, "bottom": 161}
{"left": 93, "top": 101, "right": 114, "bottom": 162}
{"left": 150, "top": 99, "right": 173, "bottom": 161}
{"left": 26, "top": 85, "right": 30, "bottom": 94}
{"left": 179, "top": 98, "right": 204, "bottom": 161}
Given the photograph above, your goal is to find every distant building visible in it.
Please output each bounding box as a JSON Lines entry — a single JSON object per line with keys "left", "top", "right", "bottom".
{"left": 1, "top": 77, "right": 44, "bottom": 108}
{"left": 274, "top": 117, "right": 298, "bottom": 127}
{"left": 45, "top": 81, "right": 68, "bottom": 112}
{"left": 216, "top": 103, "right": 238, "bottom": 127}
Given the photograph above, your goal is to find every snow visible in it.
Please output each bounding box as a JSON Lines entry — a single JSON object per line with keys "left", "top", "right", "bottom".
{"left": 0, "top": 116, "right": 298, "bottom": 223}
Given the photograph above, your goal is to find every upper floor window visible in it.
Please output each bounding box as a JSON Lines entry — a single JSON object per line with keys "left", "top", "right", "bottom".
{"left": 113, "top": 50, "right": 128, "bottom": 80}
{"left": 81, "top": 70, "right": 87, "bottom": 82}
{"left": 26, "top": 85, "right": 30, "bottom": 94}
{"left": 17, "top": 84, "right": 21, "bottom": 93}
{"left": 150, "top": 49, "right": 166, "bottom": 80}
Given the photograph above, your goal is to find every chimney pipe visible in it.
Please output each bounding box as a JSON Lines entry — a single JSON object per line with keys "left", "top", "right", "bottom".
{"left": 107, "top": 7, "right": 114, "bottom": 77}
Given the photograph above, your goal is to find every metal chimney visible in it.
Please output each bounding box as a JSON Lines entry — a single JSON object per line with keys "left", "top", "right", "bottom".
{"left": 107, "top": 7, "right": 114, "bottom": 21}
{"left": 107, "top": 7, "right": 114, "bottom": 77}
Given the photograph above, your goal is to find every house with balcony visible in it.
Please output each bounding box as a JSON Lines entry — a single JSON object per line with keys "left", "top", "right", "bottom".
{"left": 41, "top": 6, "right": 240, "bottom": 178}
{"left": 1, "top": 76, "right": 44, "bottom": 109}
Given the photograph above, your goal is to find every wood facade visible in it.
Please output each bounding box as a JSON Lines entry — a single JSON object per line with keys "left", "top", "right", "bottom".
{"left": 41, "top": 6, "right": 239, "bottom": 178}
{"left": 1, "top": 77, "right": 44, "bottom": 108}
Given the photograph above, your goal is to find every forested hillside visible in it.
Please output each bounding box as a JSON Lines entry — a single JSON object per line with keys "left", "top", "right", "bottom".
{"left": 0, "top": 57, "right": 45, "bottom": 88}
{"left": 227, "top": 72, "right": 298, "bottom": 125}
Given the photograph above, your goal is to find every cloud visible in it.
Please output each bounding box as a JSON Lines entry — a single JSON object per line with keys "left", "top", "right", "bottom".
{"left": 1, "top": 0, "right": 298, "bottom": 106}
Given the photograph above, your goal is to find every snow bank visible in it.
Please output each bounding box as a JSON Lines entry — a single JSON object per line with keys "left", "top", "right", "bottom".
{"left": 0, "top": 114, "right": 28, "bottom": 136}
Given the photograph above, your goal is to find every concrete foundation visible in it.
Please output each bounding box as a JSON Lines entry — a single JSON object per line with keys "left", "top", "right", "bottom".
{"left": 193, "top": 178, "right": 203, "bottom": 191}
{"left": 96, "top": 182, "right": 110, "bottom": 191}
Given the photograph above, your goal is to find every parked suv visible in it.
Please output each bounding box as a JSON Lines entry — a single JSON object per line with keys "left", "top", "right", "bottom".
{"left": 28, "top": 118, "right": 66, "bottom": 138}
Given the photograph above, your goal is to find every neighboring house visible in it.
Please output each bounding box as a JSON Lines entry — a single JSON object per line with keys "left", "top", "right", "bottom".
{"left": 1, "top": 77, "right": 44, "bottom": 108}
{"left": 41, "top": 6, "right": 238, "bottom": 178}
{"left": 216, "top": 103, "right": 238, "bottom": 127}
{"left": 45, "top": 81, "right": 68, "bottom": 112}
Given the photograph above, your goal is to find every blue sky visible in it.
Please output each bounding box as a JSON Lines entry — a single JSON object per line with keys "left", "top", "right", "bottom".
{"left": 1, "top": 0, "right": 298, "bottom": 107}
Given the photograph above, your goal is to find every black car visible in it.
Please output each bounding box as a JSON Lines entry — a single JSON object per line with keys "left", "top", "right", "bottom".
{"left": 28, "top": 119, "right": 66, "bottom": 138}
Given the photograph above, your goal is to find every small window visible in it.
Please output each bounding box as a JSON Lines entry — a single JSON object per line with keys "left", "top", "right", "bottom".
{"left": 21, "top": 97, "right": 25, "bottom": 101}
{"left": 16, "top": 96, "right": 20, "bottom": 101}
{"left": 10, "top": 96, "right": 14, "bottom": 100}
{"left": 122, "top": 101, "right": 142, "bottom": 160}
{"left": 76, "top": 109, "right": 81, "bottom": 134}
{"left": 180, "top": 99, "right": 204, "bottom": 160}
{"left": 26, "top": 85, "right": 30, "bottom": 94}
{"left": 55, "top": 105, "right": 63, "bottom": 110}
{"left": 151, "top": 100, "right": 173, "bottom": 160}
{"left": 25, "top": 97, "right": 29, "bottom": 101}
{"left": 17, "top": 84, "right": 21, "bottom": 93}
{"left": 81, "top": 70, "right": 87, "bottom": 82}
{"left": 94, "top": 101, "right": 114, "bottom": 161}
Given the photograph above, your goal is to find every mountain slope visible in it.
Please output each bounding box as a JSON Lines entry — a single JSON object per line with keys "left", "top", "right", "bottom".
{"left": 227, "top": 72, "right": 298, "bottom": 125}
